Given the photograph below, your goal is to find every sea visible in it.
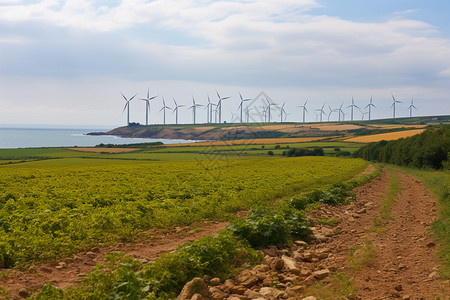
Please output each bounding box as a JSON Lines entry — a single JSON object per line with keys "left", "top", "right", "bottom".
{"left": 0, "top": 127, "right": 196, "bottom": 149}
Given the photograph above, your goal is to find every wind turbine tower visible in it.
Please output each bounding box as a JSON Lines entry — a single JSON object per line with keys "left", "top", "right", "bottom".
{"left": 238, "top": 92, "right": 251, "bottom": 123}
{"left": 315, "top": 104, "right": 326, "bottom": 122}
{"left": 298, "top": 100, "right": 308, "bottom": 123}
{"left": 173, "top": 98, "right": 184, "bottom": 125}
{"left": 216, "top": 90, "right": 230, "bottom": 124}
{"left": 347, "top": 97, "right": 360, "bottom": 121}
{"left": 160, "top": 97, "right": 171, "bottom": 125}
{"left": 364, "top": 97, "right": 376, "bottom": 121}
{"left": 391, "top": 94, "right": 402, "bottom": 119}
{"left": 408, "top": 98, "right": 417, "bottom": 117}
{"left": 121, "top": 92, "right": 137, "bottom": 126}
{"left": 266, "top": 98, "right": 277, "bottom": 123}
{"left": 279, "top": 101, "right": 287, "bottom": 123}
{"left": 140, "top": 89, "right": 157, "bottom": 126}
{"left": 189, "top": 96, "right": 203, "bottom": 124}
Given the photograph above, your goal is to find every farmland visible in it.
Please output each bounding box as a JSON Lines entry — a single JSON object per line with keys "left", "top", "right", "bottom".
{"left": 0, "top": 154, "right": 368, "bottom": 267}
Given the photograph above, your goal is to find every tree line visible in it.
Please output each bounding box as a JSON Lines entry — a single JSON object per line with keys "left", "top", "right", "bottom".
{"left": 353, "top": 125, "right": 450, "bottom": 170}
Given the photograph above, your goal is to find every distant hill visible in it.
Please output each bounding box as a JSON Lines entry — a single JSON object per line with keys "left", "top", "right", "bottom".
{"left": 88, "top": 115, "right": 450, "bottom": 141}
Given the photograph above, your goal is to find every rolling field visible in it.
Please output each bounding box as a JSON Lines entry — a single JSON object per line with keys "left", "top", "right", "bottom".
{"left": 345, "top": 129, "right": 426, "bottom": 142}
{"left": 0, "top": 155, "right": 368, "bottom": 267}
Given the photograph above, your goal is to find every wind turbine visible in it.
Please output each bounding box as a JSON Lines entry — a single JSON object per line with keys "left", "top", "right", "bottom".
{"left": 315, "top": 104, "right": 326, "bottom": 122}
{"left": 230, "top": 111, "right": 238, "bottom": 123}
{"left": 278, "top": 101, "right": 287, "bottom": 123}
{"left": 159, "top": 97, "right": 171, "bottom": 125}
{"left": 360, "top": 108, "right": 369, "bottom": 120}
{"left": 298, "top": 100, "right": 308, "bottom": 123}
{"left": 121, "top": 92, "right": 137, "bottom": 126}
{"left": 205, "top": 95, "right": 213, "bottom": 123}
{"left": 238, "top": 92, "right": 251, "bottom": 123}
{"left": 244, "top": 105, "right": 253, "bottom": 123}
{"left": 188, "top": 96, "right": 203, "bottom": 124}
{"left": 336, "top": 103, "right": 345, "bottom": 122}
{"left": 172, "top": 98, "right": 184, "bottom": 125}
{"left": 139, "top": 89, "right": 157, "bottom": 126}
{"left": 364, "top": 96, "right": 376, "bottom": 121}
{"left": 266, "top": 98, "right": 277, "bottom": 123}
{"left": 408, "top": 98, "right": 417, "bottom": 117}
{"left": 216, "top": 90, "right": 230, "bottom": 124}
{"left": 391, "top": 94, "right": 402, "bottom": 119}
{"left": 327, "top": 105, "right": 333, "bottom": 122}
{"left": 347, "top": 97, "right": 360, "bottom": 121}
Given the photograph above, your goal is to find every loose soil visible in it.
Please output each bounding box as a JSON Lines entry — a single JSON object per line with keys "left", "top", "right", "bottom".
{"left": 1, "top": 168, "right": 448, "bottom": 299}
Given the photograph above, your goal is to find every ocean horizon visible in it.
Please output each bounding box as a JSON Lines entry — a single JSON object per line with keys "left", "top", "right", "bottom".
{"left": 0, "top": 127, "right": 196, "bottom": 149}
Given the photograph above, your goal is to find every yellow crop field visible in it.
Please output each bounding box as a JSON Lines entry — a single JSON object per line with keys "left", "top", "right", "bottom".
{"left": 345, "top": 129, "right": 425, "bottom": 143}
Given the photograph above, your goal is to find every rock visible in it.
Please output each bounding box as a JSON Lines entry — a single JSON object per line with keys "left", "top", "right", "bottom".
{"left": 28, "top": 265, "right": 37, "bottom": 273}
{"left": 209, "top": 287, "right": 227, "bottom": 300}
{"left": 259, "top": 287, "right": 286, "bottom": 298}
{"left": 294, "top": 240, "right": 308, "bottom": 248}
{"left": 321, "top": 227, "right": 334, "bottom": 237}
{"left": 281, "top": 255, "right": 301, "bottom": 275}
{"left": 244, "top": 289, "right": 262, "bottom": 299}
{"left": 313, "top": 269, "right": 330, "bottom": 280}
{"left": 303, "top": 275, "right": 316, "bottom": 285}
{"left": 236, "top": 270, "right": 259, "bottom": 288}
{"left": 18, "top": 288, "right": 30, "bottom": 298}
{"left": 177, "top": 277, "right": 209, "bottom": 300}
{"left": 252, "top": 264, "right": 270, "bottom": 273}
{"left": 91, "top": 247, "right": 100, "bottom": 253}
{"left": 261, "top": 277, "right": 272, "bottom": 287}
{"left": 210, "top": 277, "right": 221, "bottom": 286}
{"left": 428, "top": 271, "right": 439, "bottom": 280}
{"left": 270, "top": 257, "right": 285, "bottom": 271}
{"left": 394, "top": 284, "right": 403, "bottom": 291}
{"left": 191, "top": 293, "right": 209, "bottom": 300}
{"left": 357, "top": 208, "right": 367, "bottom": 214}
{"left": 263, "top": 246, "right": 278, "bottom": 257}
{"left": 302, "top": 251, "right": 313, "bottom": 262}
{"left": 402, "top": 295, "right": 411, "bottom": 300}
{"left": 231, "top": 285, "right": 246, "bottom": 295}
{"left": 302, "top": 296, "right": 317, "bottom": 300}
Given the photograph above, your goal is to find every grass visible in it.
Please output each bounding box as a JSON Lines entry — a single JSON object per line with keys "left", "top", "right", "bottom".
{"left": 303, "top": 273, "right": 355, "bottom": 299}
{"left": 380, "top": 169, "right": 403, "bottom": 220}
{"left": 348, "top": 238, "right": 376, "bottom": 270}
{"left": 401, "top": 167, "right": 450, "bottom": 278}
{"left": 315, "top": 216, "right": 340, "bottom": 227}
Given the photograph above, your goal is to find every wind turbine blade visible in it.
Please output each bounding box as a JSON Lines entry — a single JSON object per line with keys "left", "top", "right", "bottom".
{"left": 129, "top": 94, "right": 137, "bottom": 101}
{"left": 121, "top": 93, "right": 128, "bottom": 101}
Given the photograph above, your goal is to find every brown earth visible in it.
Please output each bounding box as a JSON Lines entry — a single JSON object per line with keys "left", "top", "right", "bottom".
{"left": 1, "top": 168, "right": 448, "bottom": 299}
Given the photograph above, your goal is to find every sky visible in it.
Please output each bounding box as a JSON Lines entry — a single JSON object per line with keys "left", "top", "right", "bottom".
{"left": 0, "top": 0, "right": 449, "bottom": 127}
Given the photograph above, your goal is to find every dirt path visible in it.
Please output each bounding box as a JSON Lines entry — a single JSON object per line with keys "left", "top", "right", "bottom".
{"left": 300, "top": 168, "right": 448, "bottom": 299}
{"left": 352, "top": 171, "right": 446, "bottom": 299}
{"left": 0, "top": 221, "right": 228, "bottom": 299}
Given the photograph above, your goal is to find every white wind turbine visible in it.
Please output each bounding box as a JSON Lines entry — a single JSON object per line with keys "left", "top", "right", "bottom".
{"left": 121, "top": 92, "right": 137, "bottom": 126}
{"left": 139, "top": 89, "right": 157, "bottom": 126}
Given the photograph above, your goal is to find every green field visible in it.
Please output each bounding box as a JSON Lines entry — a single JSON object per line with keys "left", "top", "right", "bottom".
{"left": 0, "top": 153, "right": 368, "bottom": 267}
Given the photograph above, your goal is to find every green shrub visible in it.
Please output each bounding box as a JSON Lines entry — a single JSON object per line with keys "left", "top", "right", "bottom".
{"left": 228, "top": 207, "right": 311, "bottom": 248}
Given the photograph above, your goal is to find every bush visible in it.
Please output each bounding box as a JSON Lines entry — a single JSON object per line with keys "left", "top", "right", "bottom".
{"left": 267, "top": 151, "right": 274, "bottom": 156}
{"left": 228, "top": 206, "right": 311, "bottom": 248}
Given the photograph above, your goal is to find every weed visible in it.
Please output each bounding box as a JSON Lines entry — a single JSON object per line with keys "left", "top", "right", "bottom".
{"left": 304, "top": 273, "right": 355, "bottom": 299}
{"left": 316, "top": 216, "right": 340, "bottom": 227}
{"left": 348, "top": 238, "right": 376, "bottom": 270}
